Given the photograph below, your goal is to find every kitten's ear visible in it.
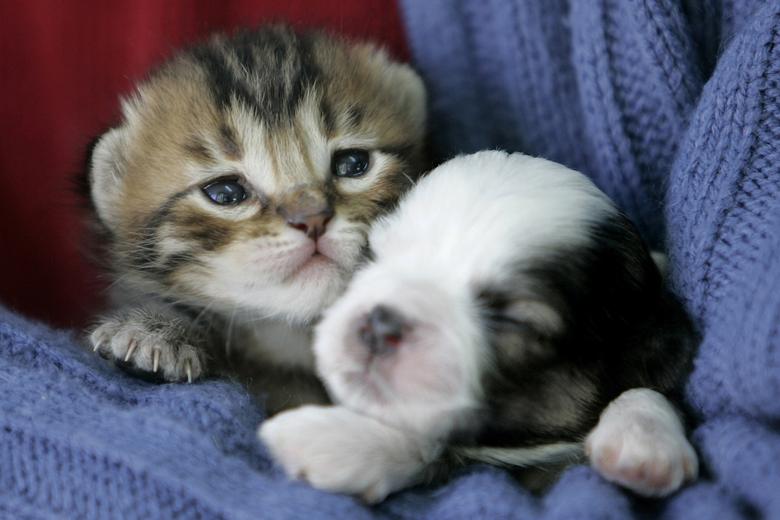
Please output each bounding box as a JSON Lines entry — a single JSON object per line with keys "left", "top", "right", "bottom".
{"left": 386, "top": 61, "right": 426, "bottom": 128}
{"left": 360, "top": 44, "right": 427, "bottom": 130}
{"left": 88, "top": 125, "right": 129, "bottom": 229}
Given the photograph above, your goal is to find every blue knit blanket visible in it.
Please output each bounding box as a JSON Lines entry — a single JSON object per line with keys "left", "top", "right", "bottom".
{"left": 2, "top": 0, "right": 780, "bottom": 517}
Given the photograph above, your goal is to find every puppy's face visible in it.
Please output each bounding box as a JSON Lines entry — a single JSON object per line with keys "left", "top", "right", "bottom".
{"left": 315, "top": 265, "right": 485, "bottom": 437}
{"left": 314, "top": 151, "right": 663, "bottom": 442}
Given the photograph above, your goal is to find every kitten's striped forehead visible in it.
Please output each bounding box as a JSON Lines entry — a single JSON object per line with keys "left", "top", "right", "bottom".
{"left": 191, "top": 28, "right": 322, "bottom": 128}
{"left": 116, "top": 25, "right": 420, "bottom": 201}
{"left": 173, "top": 28, "right": 333, "bottom": 194}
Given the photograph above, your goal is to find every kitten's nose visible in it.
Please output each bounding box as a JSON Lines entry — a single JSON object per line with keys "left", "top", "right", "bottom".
{"left": 278, "top": 187, "right": 333, "bottom": 240}
{"left": 358, "top": 305, "right": 406, "bottom": 355}
{"left": 284, "top": 209, "right": 333, "bottom": 240}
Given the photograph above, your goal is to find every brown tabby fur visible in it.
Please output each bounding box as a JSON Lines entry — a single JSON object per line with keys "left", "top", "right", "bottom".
{"left": 85, "top": 26, "right": 426, "bottom": 411}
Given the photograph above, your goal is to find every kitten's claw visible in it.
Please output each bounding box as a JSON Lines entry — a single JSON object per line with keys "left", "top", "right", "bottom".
{"left": 124, "top": 339, "right": 138, "bottom": 362}
{"left": 88, "top": 314, "right": 205, "bottom": 383}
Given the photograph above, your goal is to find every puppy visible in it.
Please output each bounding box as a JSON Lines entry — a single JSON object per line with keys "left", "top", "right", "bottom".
{"left": 260, "top": 151, "right": 698, "bottom": 502}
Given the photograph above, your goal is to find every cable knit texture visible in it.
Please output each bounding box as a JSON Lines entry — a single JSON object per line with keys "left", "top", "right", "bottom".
{"left": 2, "top": 0, "right": 780, "bottom": 517}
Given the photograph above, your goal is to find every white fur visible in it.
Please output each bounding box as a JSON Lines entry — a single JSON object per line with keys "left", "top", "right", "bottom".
{"left": 263, "top": 152, "right": 697, "bottom": 501}
{"left": 315, "top": 269, "right": 484, "bottom": 437}
{"left": 456, "top": 443, "right": 583, "bottom": 468}
{"left": 260, "top": 152, "right": 615, "bottom": 500}
{"left": 259, "top": 405, "right": 440, "bottom": 503}
{"left": 369, "top": 151, "right": 614, "bottom": 284}
{"left": 314, "top": 151, "right": 616, "bottom": 434}
{"left": 585, "top": 388, "right": 698, "bottom": 497}
{"left": 192, "top": 231, "right": 350, "bottom": 322}
{"left": 261, "top": 151, "right": 624, "bottom": 499}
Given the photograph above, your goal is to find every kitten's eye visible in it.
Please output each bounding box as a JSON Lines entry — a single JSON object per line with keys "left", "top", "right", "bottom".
{"left": 201, "top": 178, "right": 247, "bottom": 206}
{"left": 332, "top": 149, "right": 370, "bottom": 178}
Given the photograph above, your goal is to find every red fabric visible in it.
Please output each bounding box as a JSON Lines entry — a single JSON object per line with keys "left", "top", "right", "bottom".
{"left": 0, "top": 0, "right": 408, "bottom": 327}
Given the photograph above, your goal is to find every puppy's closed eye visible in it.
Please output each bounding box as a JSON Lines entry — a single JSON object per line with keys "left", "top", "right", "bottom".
{"left": 480, "top": 292, "right": 562, "bottom": 363}
{"left": 494, "top": 300, "right": 562, "bottom": 335}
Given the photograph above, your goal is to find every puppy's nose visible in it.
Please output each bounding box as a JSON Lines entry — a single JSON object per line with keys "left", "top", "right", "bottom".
{"left": 284, "top": 209, "right": 333, "bottom": 240}
{"left": 359, "top": 305, "right": 406, "bottom": 355}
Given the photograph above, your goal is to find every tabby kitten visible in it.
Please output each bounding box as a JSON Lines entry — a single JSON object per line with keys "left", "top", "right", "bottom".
{"left": 85, "top": 26, "right": 426, "bottom": 411}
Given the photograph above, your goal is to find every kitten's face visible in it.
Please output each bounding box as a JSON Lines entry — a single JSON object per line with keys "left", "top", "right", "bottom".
{"left": 89, "top": 27, "right": 426, "bottom": 322}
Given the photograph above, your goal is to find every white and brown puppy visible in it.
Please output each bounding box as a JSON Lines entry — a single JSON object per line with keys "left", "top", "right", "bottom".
{"left": 260, "top": 151, "right": 698, "bottom": 502}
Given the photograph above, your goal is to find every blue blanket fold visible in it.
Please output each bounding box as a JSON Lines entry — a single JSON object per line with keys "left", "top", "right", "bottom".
{"left": 1, "top": 312, "right": 764, "bottom": 520}
{"left": 3, "top": 0, "right": 780, "bottom": 517}
{"left": 0, "top": 305, "right": 764, "bottom": 520}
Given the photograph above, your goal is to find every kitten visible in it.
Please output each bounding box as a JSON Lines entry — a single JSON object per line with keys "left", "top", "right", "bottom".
{"left": 84, "top": 26, "right": 426, "bottom": 412}
{"left": 260, "top": 151, "right": 698, "bottom": 501}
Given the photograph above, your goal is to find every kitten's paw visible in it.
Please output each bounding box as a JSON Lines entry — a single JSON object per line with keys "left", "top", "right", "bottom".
{"left": 259, "top": 405, "right": 430, "bottom": 503}
{"left": 89, "top": 310, "right": 205, "bottom": 383}
{"left": 585, "top": 389, "right": 698, "bottom": 497}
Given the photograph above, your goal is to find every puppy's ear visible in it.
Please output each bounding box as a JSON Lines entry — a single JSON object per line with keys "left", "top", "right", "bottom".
{"left": 88, "top": 125, "right": 129, "bottom": 229}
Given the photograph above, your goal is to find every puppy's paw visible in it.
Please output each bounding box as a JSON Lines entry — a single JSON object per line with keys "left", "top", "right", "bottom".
{"left": 259, "top": 405, "right": 432, "bottom": 503}
{"left": 586, "top": 389, "right": 698, "bottom": 497}
{"left": 89, "top": 309, "right": 206, "bottom": 383}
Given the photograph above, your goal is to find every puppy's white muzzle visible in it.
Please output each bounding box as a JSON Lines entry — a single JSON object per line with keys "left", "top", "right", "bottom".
{"left": 313, "top": 266, "right": 484, "bottom": 436}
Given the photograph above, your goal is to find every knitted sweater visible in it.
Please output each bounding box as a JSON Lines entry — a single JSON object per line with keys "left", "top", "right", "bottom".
{"left": 2, "top": 0, "right": 780, "bottom": 517}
